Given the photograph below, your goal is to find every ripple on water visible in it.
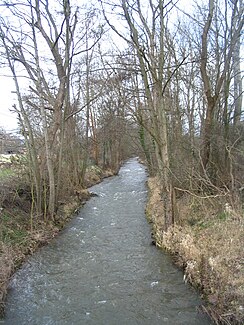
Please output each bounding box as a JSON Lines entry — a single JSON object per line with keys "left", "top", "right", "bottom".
{"left": 4, "top": 158, "right": 211, "bottom": 325}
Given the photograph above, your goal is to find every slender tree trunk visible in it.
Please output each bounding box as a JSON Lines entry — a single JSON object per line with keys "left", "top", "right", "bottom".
{"left": 0, "top": 27, "right": 43, "bottom": 216}
{"left": 233, "top": 35, "right": 242, "bottom": 126}
{"left": 31, "top": 7, "right": 56, "bottom": 218}
{"left": 200, "top": 0, "right": 215, "bottom": 170}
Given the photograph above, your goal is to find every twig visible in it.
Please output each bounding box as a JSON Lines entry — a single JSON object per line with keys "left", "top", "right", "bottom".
{"left": 174, "top": 187, "right": 228, "bottom": 199}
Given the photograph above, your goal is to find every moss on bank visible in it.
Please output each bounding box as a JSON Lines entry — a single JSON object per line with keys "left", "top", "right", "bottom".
{"left": 0, "top": 167, "right": 114, "bottom": 318}
{"left": 146, "top": 177, "right": 244, "bottom": 325}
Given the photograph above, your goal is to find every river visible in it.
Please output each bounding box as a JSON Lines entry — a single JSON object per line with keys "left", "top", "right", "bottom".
{"left": 3, "top": 158, "right": 211, "bottom": 324}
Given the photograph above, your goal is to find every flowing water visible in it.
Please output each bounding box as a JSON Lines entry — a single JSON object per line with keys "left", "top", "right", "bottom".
{"left": 3, "top": 158, "right": 211, "bottom": 325}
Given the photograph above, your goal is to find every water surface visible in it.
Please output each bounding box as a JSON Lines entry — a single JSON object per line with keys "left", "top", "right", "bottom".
{"left": 4, "top": 158, "right": 211, "bottom": 324}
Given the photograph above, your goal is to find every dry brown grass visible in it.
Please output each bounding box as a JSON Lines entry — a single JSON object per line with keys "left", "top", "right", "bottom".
{"left": 0, "top": 243, "right": 14, "bottom": 316}
{"left": 146, "top": 176, "right": 244, "bottom": 325}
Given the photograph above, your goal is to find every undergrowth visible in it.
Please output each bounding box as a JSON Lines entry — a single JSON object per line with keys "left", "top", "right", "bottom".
{"left": 0, "top": 163, "right": 115, "bottom": 318}
{"left": 146, "top": 176, "right": 244, "bottom": 325}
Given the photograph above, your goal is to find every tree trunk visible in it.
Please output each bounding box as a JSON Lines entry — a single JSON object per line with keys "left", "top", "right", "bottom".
{"left": 201, "top": 97, "right": 215, "bottom": 169}
{"left": 233, "top": 35, "right": 242, "bottom": 126}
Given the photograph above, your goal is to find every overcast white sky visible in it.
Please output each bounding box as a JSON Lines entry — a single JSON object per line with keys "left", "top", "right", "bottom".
{"left": 8, "top": 0, "right": 243, "bottom": 137}
{"left": 0, "top": 71, "right": 18, "bottom": 133}
{"left": 0, "top": 0, "right": 194, "bottom": 135}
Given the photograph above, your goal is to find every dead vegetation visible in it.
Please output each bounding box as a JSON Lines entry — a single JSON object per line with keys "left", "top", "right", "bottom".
{"left": 146, "top": 176, "right": 244, "bottom": 325}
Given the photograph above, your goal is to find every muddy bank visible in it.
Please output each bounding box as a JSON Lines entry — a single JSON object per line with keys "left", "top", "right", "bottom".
{"left": 0, "top": 167, "right": 114, "bottom": 317}
{"left": 146, "top": 176, "right": 244, "bottom": 325}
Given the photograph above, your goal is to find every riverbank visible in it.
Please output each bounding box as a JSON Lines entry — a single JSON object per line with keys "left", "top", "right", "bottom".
{"left": 146, "top": 177, "right": 244, "bottom": 325}
{"left": 3, "top": 158, "right": 212, "bottom": 324}
{"left": 0, "top": 166, "right": 115, "bottom": 318}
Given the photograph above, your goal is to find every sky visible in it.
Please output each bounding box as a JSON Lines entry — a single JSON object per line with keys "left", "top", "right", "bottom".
{"left": 3, "top": 0, "right": 242, "bottom": 135}
{"left": 0, "top": 71, "right": 18, "bottom": 133}
{"left": 0, "top": 0, "right": 193, "bottom": 135}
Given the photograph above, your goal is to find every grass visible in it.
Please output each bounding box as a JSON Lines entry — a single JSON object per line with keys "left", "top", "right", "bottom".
{"left": 0, "top": 168, "right": 15, "bottom": 181}
{"left": 0, "top": 211, "right": 35, "bottom": 250}
{"left": 1, "top": 227, "right": 28, "bottom": 246}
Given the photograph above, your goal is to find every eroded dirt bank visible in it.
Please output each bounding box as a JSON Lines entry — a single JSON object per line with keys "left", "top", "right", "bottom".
{"left": 146, "top": 176, "right": 244, "bottom": 325}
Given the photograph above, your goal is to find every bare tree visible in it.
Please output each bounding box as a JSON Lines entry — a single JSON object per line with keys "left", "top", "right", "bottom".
{"left": 0, "top": 0, "right": 103, "bottom": 218}
{"left": 99, "top": 0, "right": 187, "bottom": 228}
{"left": 200, "top": 0, "right": 244, "bottom": 171}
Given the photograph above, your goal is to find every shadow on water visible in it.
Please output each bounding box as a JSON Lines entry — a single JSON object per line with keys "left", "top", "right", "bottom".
{"left": 3, "top": 158, "right": 212, "bottom": 325}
